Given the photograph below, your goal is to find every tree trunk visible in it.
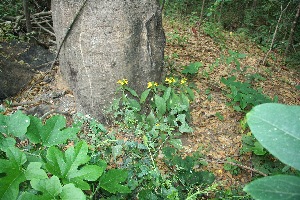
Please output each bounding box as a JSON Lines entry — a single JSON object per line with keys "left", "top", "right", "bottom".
{"left": 23, "top": 0, "right": 32, "bottom": 33}
{"left": 51, "top": 0, "right": 165, "bottom": 122}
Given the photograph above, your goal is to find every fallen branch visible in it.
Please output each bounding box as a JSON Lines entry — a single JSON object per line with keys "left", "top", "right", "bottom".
{"left": 32, "top": 15, "right": 55, "bottom": 37}
{"left": 202, "top": 158, "right": 268, "bottom": 177}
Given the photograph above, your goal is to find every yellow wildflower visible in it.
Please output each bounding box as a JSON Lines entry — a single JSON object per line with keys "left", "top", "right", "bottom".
{"left": 180, "top": 78, "right": 187, "bottom": 85}
{"left": 147, "top": 81, "right": 159, "bottom": 89}
{"left": 147, "top": 82, "right": 153, "bottom": 89}
{"left": 117, "top": 79, "right": 128, "bottom": 85}
{"left": 165, "top": 77, "right": 176, "bottom": 84}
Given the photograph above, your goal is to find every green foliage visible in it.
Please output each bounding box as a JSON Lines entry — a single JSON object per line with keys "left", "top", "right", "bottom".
{"left": 226, "top": 50, "right": 247, "bottom": 72}
{"left": 181, "top": 62, "right": 203, "bottom": 75}
{"left": 246, "top": 103, "right": 300, "bottom": 170}
{"left": 0, "top": 111, "right": 130, "bottom": 199}
{"left": 162, "top": 147, "right": 215, "bottom": 199}
{"left": 202, "top": 22, "right": 225, "bottom": 43}
{"left": 166, "top": 30, "right": 189, "bottom": 46}
{"left": 111, "top": 76, "right": 194, "bottom": 136}
{"left": 223, "top": 157, "right": 241, "bottom": 175}
{"left": 244, "top": 103, "right": 300, "bottom": 199}
{"left": 221, "top": 76, "right": 277, "bottom": 112}
{"left": 102, "top": 77, "right": 218, "bottom": 199}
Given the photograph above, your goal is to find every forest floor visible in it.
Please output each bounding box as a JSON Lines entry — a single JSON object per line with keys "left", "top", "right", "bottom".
{"left": 4, "top": 17, "right": 300, "bottom": 194}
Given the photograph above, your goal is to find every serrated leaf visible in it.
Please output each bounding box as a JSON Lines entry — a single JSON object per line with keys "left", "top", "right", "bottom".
{"left": 60, "top": 184, "right": 85, "bottom": 200}
{"left": 0, "top": 147, "right": 27, "bottom": 200}
{"left": 244, "top": 175, "right": 300, "bottom": 200}
{"left": 140, "top": 89, "right": 151, "bottom": 104}
{"left": 45, "top": 141, "right": 105, "bottom": 190}
{"left": 31, "top": 175, "right": 62, "bottom": 198}
{"left": 99, "top": 169, "right": 131, "bottom": 194}
{"left": 25, "top": 162, "right": 48, "bottom": 180}
{"left": 0, "top": 111, "right": 30, "bottom": 137}
{"left": 246, "top": 103, "right": 300, "bottom": 170}
{"left": 155, "top": 95, "right": 166, "bottom": 117}
{"left": 27, "top": 115, "right": 79, "bottom": 146}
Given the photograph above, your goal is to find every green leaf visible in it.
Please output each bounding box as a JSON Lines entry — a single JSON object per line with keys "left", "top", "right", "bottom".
{"left": 244, "top": 175, "right": 300, "bottom": 200}
{"left": 60, "top": 184, "right": 85, "bottom": 200}
{"left": 182, "top": 62, "right": 203, "bottom": 74}
{"left": 112, "top": 145, "right": 123, "bottom": 160}
{"left": 237, "top": 53, "right": 247, "bottom": 59}
{"left": 31, "top": 175, "right": 62, "bottom": 199}
{"left": 185, "top": 87, "right": 195, "bottom": 101}
{"left": 252, "top": 141, "right": 266, "bottom": 155}
{"left": 45, "top": 141, "right": 105, "bottom": 190}
{"left": 0, "top": 147, "right": 27, "bottom": 200}
{"left": 146, "top": 111, "right": 156, "bottom": 128}
{"left": 246, "top": 103, "right": 300, "bottom": 170}
{"left": 169, "top": 139, "right": 183, "bottom": 149}
{"left": 0, "top": 111, "right": 30, "bottom": 137}
{"left": 0, "top": 137, "right": 16, "bottom": 151}
{"left": 128, "top": 98, "right": 141, "bottom": 111}
{"left": 163, "top": 87, "right": 172, "bottom": 101}
{"left": 176, "top": 114, "right": 193, "bottom": 133}
{"left": 155, "top": 95, "right": 166, "bottom": 117}
{"left": 140, "top": 89, "right": 151, "bottom": 104}
{"left": 125, "top": 86, "right": 139, "bottom": 97}
{"left": 25, "top": 162, "right": 48, "bottom": 180}
{"left": 99, "top": 169, "right": 131, "bottom": 194}
{"left": 27, "top": 115, "right": 79, "bottom": 146}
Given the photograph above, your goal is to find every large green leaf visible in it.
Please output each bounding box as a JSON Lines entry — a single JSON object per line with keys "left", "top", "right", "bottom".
{"left": 25, "top": 162, "right": 48, "bottom": 180}
{"left": 246, "top": 103, "right": 300, "bottom": 170}
{"left": 27, "top": 115, "right": 79, "bottom": 146}
{"left": 140, "top": 89, "right": 151, "bottom": 104}
{"left": 155, "top": 95, "right": 166, "bottom": 117}
{"left": 0, "top": 111, "right": 30, "bottom": 137}
{"left": 45, "top": 141, "right": 105, "bottom": 190}
{"left": 99, "top": 169, "right": 131, "bottom": 194}
{"left": 244, "top": 175, "right": 300, "bottom": 200}
{"left": 31, "top": 175, "right": 62, "bottom": 199}
{"left": 0, "top": 147, "right": 27, "bottom": 200}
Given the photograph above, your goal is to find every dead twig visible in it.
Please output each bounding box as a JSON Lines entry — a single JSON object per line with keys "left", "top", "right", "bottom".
{"left": 203, "top": 158, "right": 268, "bottom": 177}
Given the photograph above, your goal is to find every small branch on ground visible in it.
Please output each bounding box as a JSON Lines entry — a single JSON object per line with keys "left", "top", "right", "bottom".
{"left": 203, "top": 158, "right": 268, "bottom": 177}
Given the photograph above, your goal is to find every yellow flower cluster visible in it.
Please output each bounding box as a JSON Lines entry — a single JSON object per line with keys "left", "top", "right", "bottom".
{"left": 147, "top": 81, "right": 158, "bottom": 89}
{"left": 180, "top": 78, "right": 187, "bottom": 85}
{"left": 117, "top": 79, "right": 128, "bottom": 85}
{"left": 165, "top": 77, "right": 176, "bottom": 84}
